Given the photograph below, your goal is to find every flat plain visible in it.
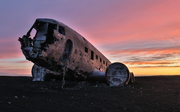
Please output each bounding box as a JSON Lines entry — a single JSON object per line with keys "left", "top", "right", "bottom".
{"left": 0, "top": 75, "right": 180, "bottom": 112}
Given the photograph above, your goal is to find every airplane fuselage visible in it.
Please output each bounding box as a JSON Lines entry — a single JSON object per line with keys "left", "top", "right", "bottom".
{"left": 19, "top": 18, "right": 133, "bottom": 86}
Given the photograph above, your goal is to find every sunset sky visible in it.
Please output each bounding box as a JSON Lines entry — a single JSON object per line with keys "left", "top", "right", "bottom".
{"left": 1, "top": 0, "right": 180, "bottom": 76}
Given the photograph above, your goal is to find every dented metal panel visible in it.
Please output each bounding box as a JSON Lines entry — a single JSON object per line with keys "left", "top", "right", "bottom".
{"left": 105, "top": 62, "right": 130, "bottom": 86}
{"left": 18, "top": 18, "right": 134, "bottom": 87}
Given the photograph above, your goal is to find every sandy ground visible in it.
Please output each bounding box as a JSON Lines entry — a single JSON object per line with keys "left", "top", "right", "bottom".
{"left": 0, "top": 76, "right": 180, "bottom": 112}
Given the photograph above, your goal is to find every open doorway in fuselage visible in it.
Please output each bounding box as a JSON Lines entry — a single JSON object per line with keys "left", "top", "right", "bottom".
{"left": 62, "top": 39, "right": 73, "bottom": 62}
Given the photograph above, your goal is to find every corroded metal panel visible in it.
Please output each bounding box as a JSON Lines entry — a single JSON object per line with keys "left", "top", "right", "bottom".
{"left": 105, "top": 62, "right": 130, "bottom": 86}
{"left": 18, "top": 18, "right": 134, "bottom": 87}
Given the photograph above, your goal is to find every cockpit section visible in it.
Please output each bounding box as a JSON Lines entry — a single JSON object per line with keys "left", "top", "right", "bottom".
{"left": 18, "top": 19, "right": 58, "bottom": 67}
{"left": 19, "top": 20, "right": 58, "bottom": 58}
{"left": 31, "top": 20, "right": 58, "bottom": 51}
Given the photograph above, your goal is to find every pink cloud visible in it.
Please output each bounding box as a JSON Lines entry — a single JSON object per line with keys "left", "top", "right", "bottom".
{"left": 0, "top": 38, "right": 23, "bottom": 59}
{"left": 82, "top": 0, "right": 180, "bottom": 47}
{"left": 0, "top": 68, "right": 31, "bottom": 76}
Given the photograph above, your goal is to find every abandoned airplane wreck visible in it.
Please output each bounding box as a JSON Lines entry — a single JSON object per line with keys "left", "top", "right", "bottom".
{"left": 18, "top": 18, "right": 135, "bottom": 87}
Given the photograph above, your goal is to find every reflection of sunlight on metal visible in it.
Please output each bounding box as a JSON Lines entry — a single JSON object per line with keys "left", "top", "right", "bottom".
{"left": 32, "top": 64, "right": 46, "bottom": 81}
{"left": 18, "top": 18, "right": 134, "bottom": 87}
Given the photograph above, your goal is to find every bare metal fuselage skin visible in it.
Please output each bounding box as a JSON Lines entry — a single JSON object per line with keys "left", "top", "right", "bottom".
{"left": 19, "top": 19, "right": 111, "bottom": 80}
{"left": 19, "top": 18, "right": 133, "bottom": 86}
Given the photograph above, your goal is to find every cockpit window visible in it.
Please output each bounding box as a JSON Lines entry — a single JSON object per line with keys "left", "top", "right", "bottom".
{"left": 59, "top": 26, "right": 65, "bottom": 35}
{"left": 31, "top": 21, "right": 58, "bottom": 50}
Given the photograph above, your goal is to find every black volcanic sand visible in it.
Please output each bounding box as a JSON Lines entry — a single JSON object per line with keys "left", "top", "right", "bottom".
{"left": 0, "top": 76, "right": 180, "bottom": 112}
